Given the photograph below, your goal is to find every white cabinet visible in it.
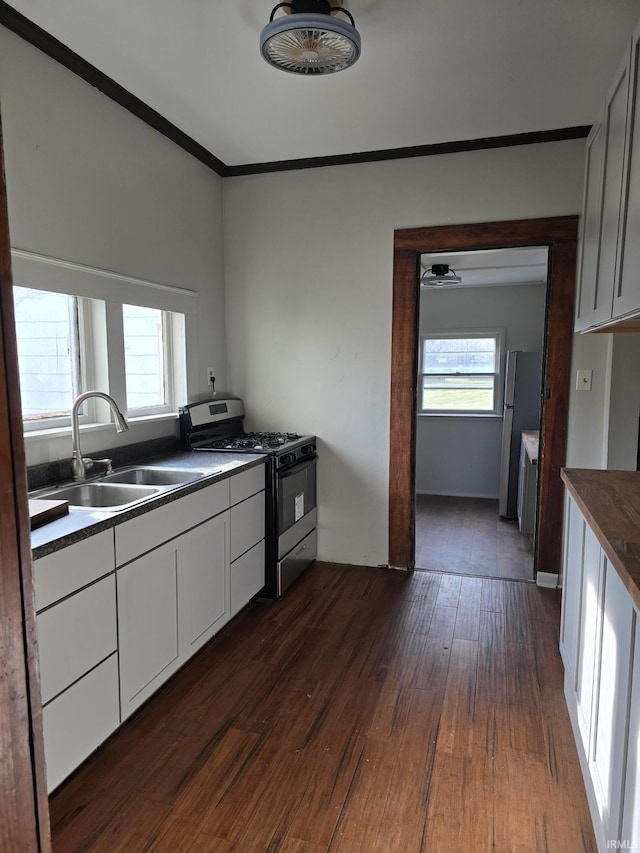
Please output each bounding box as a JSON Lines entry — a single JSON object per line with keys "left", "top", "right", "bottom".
{"left": 231, "top": 540, "right": 265, "bottom": 618}
{"left": 33, "top": 529, "right": 114, "bottom": 611}
{"left": 42, "top": 654, "right": 119, "bottom": 793}
{"left": 621, "top": 627, "right": 640, "bottom": 845}
{"left": 37, "top": 573, "right": 117, "bottom": 705}
{"left": 517, "top": 438, "right": 537, "bottom": 535}
{"left": 229, "top": 466, "right": 265, "bottom": 617}
{"left": 179, "top": 513, "right": 229, "bottom": 658}
{"left": 117, "top": 539, "right": 181, "bottom": 720}
{"left": 33, "top": 531, "right": 119, "bottom": 793}
{"left": 574, "top": 21, "right": 640, "bottom": 332}
{"left": 615, "top": 23, "right": 640, "bottom": 320}
{"left": 590, "top": 561, "right": 635, "bottom": 843}
{"left": 575, "top": 123, "right": 607, "bottom": 331}
{"left": 595, "top": 49, "right": 630, "bottom": 315}
{"left": 115, "top": 479, "right": 229, "bottom": 567}
{"left": 35, "top": 462, "right": 266, "bottom": 780}
{"left": 560, "top": 492, "right": 639, "bottom": 850}
{"left": 575, "top": 525, "right": 603, "bottom": 749}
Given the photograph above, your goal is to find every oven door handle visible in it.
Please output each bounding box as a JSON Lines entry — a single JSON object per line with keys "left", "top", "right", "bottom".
{"left": 278, "top": 456, "right": 317, "bottom": 478}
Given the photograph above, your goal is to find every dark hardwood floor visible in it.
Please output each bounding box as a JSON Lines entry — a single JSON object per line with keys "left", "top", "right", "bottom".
{"left": 416, "top": 494, "right": 535, "bottom": 580}
{"left": 49, "top": 562, "right": 595, "bottom": 852}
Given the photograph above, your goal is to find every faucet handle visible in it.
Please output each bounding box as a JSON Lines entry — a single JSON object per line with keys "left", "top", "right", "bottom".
{"left": 92, "top": 458, "right": 113, "bottom": 476}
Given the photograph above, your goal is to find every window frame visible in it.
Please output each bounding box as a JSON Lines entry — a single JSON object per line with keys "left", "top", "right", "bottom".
{"left": 418, "top": 328, "right": 505, "bottom": 417}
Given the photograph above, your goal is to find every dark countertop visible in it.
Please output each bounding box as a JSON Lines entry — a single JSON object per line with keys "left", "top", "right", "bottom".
{"left": 31, "top": 451, "right": 266, "bottom": 560}
{"left": 561, "top": 468, "right": 640, "bottom": 611}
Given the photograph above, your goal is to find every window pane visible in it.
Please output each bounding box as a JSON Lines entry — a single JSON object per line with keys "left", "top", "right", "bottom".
{"left": 13, "top": 286, "right": 80, "bottom": 419}
{"left": 423, "top": 337, "right": 496, "bottom": 374}
{"left": 422, "top": 375, "right": 495, "bottom": 411}
{"left": 123, "top": 304, "right": 165, "bottom": 410}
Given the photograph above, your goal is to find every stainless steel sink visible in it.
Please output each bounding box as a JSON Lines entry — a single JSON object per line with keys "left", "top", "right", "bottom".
{"left": 48, "top": 482, "right": 162, "bottom": 510}
{"left": 102, "top": 466, "right": 207, "bottom": 486}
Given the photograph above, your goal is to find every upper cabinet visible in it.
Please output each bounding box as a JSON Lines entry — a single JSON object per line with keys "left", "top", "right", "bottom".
{"left": 616, "top": 24, "right": 640, "bottom": 320}
{"left": 576, "top": 21, "right": 640, "bottom": 332}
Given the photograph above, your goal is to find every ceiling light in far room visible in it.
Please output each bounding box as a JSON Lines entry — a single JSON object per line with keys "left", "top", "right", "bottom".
{"left": 260, "top": 0, "right": 361, "bottom": 75}
{"left": 420, "top": 264, "right": 463, "bottom": 287}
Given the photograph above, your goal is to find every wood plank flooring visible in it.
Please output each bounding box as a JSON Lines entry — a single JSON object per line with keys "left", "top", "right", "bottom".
{"left": 49, "top": 562, "right": 595, "bottom": 852}
{"left": 416, "top": 495, "right": 534, "bottom": 580}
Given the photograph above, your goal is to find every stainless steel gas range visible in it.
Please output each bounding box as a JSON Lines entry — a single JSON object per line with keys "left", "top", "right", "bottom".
{"left": 179, "top": 396, "right": 317, "bottom": 599}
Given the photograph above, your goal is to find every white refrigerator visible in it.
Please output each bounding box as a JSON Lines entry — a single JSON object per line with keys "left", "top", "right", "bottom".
{"left": 498, "top": 350, "right": 542, "bottom": 518}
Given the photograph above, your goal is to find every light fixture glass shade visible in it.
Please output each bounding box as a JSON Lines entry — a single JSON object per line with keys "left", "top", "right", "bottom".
{"left": 260, "top": 13, "right": 361, "bottom": 74}
{"left": 420, "top": 264, "right": 463, "bottom": 286}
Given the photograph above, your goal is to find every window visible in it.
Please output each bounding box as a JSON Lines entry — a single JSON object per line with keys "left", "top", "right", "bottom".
{"left": 123, "top": 304, "right": 167, "bottom": 411}
{"left": 419, "top": 331, "right": 503, "bottom": 415}
{"left": 11, "top": 250, "right": 196, "bottom": 433}
{"left": 14, "top": 287, "right": 83, "bottom": 422}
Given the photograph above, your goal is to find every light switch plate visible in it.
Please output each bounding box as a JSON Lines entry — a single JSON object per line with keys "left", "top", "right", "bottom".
{"left": 576, "top": 369, "right": 593, "bottom": 391}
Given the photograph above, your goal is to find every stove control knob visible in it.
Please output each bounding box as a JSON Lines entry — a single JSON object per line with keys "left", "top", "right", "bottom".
{"left": 302, "top": 443, "right": 316, "bottom": 456}
{"left": 280, "top": 453, "right": 294, "bottom": 468}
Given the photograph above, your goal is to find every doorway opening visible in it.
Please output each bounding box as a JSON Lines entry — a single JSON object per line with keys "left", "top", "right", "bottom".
{"left": 388, "top": 217, "right": 578, "bottom": 581}
{"left": 415, "top": 246, "right": 548, "bottom": 580}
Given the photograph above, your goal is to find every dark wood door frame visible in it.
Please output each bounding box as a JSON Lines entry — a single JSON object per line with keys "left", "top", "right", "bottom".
{"left": 0, "top": 116, "right": 51, "bottom": 848}
{"left": 389, "top": 216, "right": 578, "bottom": 575}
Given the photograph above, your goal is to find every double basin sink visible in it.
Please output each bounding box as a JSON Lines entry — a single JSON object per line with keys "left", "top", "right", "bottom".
{"left": 40, "top": 465, "right": 210, "bottom": 511}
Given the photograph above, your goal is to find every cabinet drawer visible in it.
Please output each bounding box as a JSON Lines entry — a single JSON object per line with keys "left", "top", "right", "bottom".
{"left": 230, "top": 491, "right": 265, "bottom": 562}
{"left": 38, "top": 573, "right": 117, "bottom": 705}
{"left": 34, "top": 530, "right": 114, "bottom": 611}
{"left": 43, "top": 653, "right": 120, "bottom": 793}
{"left": 231, "top": 540, "right": 265, "bottom": 617}
{"left": 115, "top": 479, "right": 229, "bottom": 566}
{"left": 230, "top": 464, "right": 265, "bottom": 506}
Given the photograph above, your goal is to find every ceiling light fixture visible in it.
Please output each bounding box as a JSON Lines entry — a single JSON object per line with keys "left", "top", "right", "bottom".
{"left": 420, "top": 264, "right": 463, "bottom": 286}
{"left": 260, "top": 0, "right": 361, "bottom": 75}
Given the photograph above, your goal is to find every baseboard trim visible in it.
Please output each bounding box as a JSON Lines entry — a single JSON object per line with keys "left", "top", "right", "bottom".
{"left": 416, "top": 490, "right": 499, "bottom": 500}
{"left": 536, "top": 571, "right": 559, "bottom": 589}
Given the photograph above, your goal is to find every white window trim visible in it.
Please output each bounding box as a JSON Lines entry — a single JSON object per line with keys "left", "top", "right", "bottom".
{"left": 12, "top": 249, "right": 198, "bottom": 437}
{"left": 418, "top": 328, "right": 506, "bottom": 417}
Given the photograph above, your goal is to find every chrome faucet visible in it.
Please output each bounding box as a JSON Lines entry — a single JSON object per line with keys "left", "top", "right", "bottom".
{"left": 71, "top": 391, "right": 129, "bottom": 481}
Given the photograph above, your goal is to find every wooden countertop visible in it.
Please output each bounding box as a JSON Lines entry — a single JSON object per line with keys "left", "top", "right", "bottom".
{"left": 561, "top": 468, "right": 640, "bottom": 610}
{"left": 522, "top": 430, "right": 539, "bottom": 464}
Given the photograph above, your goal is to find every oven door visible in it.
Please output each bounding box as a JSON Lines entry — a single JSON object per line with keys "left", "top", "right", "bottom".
{"left": 277, "top": 456, "right": 317, "bottom": 561}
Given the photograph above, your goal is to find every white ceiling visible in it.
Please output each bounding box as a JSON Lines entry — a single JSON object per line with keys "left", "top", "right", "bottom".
{"left": 420, "top": 247, "right": 548, "bottom": 289}
{"left": 5, "top": 0, "right": 640, "bottom": 167}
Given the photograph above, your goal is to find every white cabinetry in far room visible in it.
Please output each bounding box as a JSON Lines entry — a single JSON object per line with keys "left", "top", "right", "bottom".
{"left": 560, "top": 492, "right": 639, "bottom": 850}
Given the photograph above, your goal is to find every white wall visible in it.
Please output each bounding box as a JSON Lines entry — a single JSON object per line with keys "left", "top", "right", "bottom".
{"left": 223, "top": 140, "right": 585, "bottom": 566}
{"left": 417, "top": 283, "right": 546, "bottom": 497}
{"left": 0, "top": 26, "right": 227, "bottom": 465}
{"left": 606, "top": 334, "right": 640, "bottom": 470}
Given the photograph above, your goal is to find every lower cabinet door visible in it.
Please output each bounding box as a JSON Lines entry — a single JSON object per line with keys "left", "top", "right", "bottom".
{"left": 575, "top": 524, "right": 604, "bottom": 750}
{"left": 621, "top": 615, "right": 640, "bottom": 847}
{"left": 231, "top": 539, "right": 265, "bottom": 618}
{"left": 43, "top": 653, "right": 119, "bottom": 793}
{"left": 178, "top": 512, "right": 229, "bottom": 659}
{"left": 590, "top": 560, "right": 635, "bottom": 843}
{"left": 560, "top": 496, "right": 585, "bottom": 681}
{"left": 117, "top": 540, "right": 181, "bottom": 719}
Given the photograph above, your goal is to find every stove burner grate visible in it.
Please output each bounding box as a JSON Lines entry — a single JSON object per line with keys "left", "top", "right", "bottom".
{"left": 206, "top": 431, "right": 302, "bottom": 451}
